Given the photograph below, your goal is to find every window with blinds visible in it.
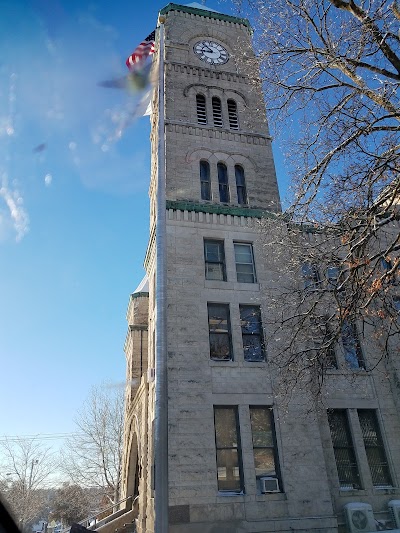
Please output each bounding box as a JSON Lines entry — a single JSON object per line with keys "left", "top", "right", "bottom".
{"left": 234, "top": 243, "right": 257, "bottom": 283}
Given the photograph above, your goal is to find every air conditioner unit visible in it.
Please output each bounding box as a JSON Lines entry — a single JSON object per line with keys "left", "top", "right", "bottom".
{"left": 388, "top": 500, "right": 400, "bottom": 529}
{"left": 260, "top": 477, "right": 280, "bottom": 493}
{"left": 344, "top": 503, "right": 376, "bottom": 533}
{"left": 147, "top": 368, "right": 155, "bottom": 382}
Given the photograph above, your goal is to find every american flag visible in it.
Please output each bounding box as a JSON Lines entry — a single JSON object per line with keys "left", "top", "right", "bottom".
{"left": 126, "top": 30, "right": 156, "bottom": 69}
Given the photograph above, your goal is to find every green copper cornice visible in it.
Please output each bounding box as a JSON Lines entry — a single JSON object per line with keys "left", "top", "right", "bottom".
{"left": 160, "top": 3, "right": 251, "bottom": 30}
{"left": 130, "top": 292, "right": 149, "bottom": 300}
{"left": 166, "top": 200, "right": 277, "bottom": 219}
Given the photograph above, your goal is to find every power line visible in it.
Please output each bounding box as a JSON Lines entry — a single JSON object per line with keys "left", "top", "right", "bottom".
{"left": 0, "top": 433, "right": 84, "bottom": 443}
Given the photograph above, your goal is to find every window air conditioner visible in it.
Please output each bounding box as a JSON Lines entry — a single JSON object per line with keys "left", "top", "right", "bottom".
{"left": 388, "top": 500, "right": 400, "bottom": 529}
{"left": 260, "top": 477, "right": 280, "bottom": 493}
{"left": 344, "top": 503, "right": 376, "bottom": 533}
{"left": 147, "top": 368, "right": 155, "bottom": 382}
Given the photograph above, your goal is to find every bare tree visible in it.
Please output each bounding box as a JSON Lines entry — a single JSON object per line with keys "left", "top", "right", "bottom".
{"left": 51, "top": 483, "right": 90, "bottom": 526}
{"left": 0, "top": 438, "right": 56, "bottom": 531}
{"left": 229, "top": 0, "right": 400, "bottom": 398}
{"left": 61, "top": 385, "right": 124, "bottom": 505}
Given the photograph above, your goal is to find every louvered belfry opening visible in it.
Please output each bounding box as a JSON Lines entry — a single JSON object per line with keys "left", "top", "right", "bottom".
{"left": 227, "top": 99, "right": 239, "bottom": 130}
{"left": 196, "top": 94, "right": 207, "bottom": 124}
{"left": 212, "top": 97, "right": 223, "bottom": 127}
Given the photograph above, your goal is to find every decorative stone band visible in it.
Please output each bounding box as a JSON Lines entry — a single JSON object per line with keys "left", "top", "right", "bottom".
{"left": 166, "top": 199, "right": 277, "bottom": 219}
{"left": 166, "top": 62, "right": 249, "bottom": 85}
{"left": 165, "top": 121, "right": 271, "bottom": 144}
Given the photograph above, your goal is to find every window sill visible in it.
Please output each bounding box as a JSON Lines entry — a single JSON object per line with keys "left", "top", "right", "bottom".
{"left": 205, "top": 280, "right": 234, "bottom": 290}
{"left": 243, "top": 360, "right": 266, "bottom": 367}
{"left": 255, "top": 492, "right": 286, "bottom": 502}
{"left": 210, "top": 360, "right": 239, "bottom": 367}
{"left": 217, "top": 492, "right": 245, "bottom": 501}
{"left": 344, "top": 368, "right": 368, "bottom": 374}
{"left": 339, "top": 488, "right": 366, "bottom": 494}
{"left": 234, "top": 282, "right": 260, "bottom": 291}
{"left": 373, "top": 486, "right": 398, "bottom": 494}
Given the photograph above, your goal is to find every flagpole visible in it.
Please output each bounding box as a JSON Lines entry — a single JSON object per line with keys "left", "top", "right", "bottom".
{"left": 154, "top": 15, "right": 168, "bottom": 533}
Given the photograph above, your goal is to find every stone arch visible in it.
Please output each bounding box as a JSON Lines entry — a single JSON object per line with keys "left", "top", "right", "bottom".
{"left": 125, "top": 429, "right": 140, "bottom": 500}
{"left": 183, "top": 83, "right": 247, "bottom": 105}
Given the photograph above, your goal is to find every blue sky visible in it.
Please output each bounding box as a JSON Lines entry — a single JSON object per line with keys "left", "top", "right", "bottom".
{"left": 0, "top": 0, "right": 288, "bottom": 463}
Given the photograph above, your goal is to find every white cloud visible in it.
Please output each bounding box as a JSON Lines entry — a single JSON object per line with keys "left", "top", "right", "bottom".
{"left": 0, "top": 174, "right": 29, "bottom": 242}
{"left": 44, "top": 173, "right": 52, "bottom": 186}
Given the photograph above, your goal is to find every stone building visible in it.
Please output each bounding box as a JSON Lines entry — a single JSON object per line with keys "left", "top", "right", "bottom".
{"left": 119, "top": 3, "right": 400, "bottom": 533}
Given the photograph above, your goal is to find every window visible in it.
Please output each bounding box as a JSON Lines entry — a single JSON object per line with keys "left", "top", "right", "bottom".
{"left": 214, "top": 407, "right": 243, "bottom": 493}
{"left": 212, "top": 96, "right": 223, "bottom": 127}
{"left": 240, "top": 305, "right": 264, "bottom": 361}
{"left": 326, "top": 265, "right": 341, "bottom": 290}
{"left": 200, "top": 160, "right": 211, "bottom": 201}
{"left": 227, "top": 99, "right": 239, "bottom": 130}
{"left": 235, "top": 165, "right": 247, "bottom": 205}
{"left": 381, "top": 256, "right": 396, "bottom": 284}
{"left": 393, "top": 296, "right": 400, "bottom": 316}
{"left": 302, "top": 262, "right": 320, "bottom": 290}
{"left": 381, "top": 256, "right": 393, "bottom": 272}
{"left": 328, "top": 410, "right": 361, "bottom": 490}
{"left": 208, "top": 304, "right": 232, "bottom": 360}
{"left": 358, "top": 410, "right": 392, "bottom": 487}
{"left": 204, "top": 240, "right": 226, "bottom": 281}
{"left": 250, "top": 407, "right": 281, "bottom": 490}
{"left": 313, "top": 319, "right": 337, "bottom": 369}
{"left": 196, "top": 94, "right": 207, "bottom": 125}
{"left": 217, "top": 163, "right": 230, "bottom": 203}
{"left": 234, "top": 243, "right": 257, "bottom": 283}
{"left": 341, "top": 320, "right": 365, "bottom": 369}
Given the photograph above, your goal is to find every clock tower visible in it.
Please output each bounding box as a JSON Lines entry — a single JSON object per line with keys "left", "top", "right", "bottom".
{"left": 120, "top": 3, "right": 336, "bottom": 533}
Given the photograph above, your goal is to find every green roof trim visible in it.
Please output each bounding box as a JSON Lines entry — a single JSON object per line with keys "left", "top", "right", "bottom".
{"left": 166, "top": 200, "right": 278, "bottom": 219}
{"left": 131, "top": 291, "right": 149, "bottom": 299}
{"left": 160, "top": 3, "right": 251, "bottom": 29}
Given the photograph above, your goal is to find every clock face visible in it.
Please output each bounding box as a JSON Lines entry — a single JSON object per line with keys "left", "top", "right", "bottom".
{"left": 193, "top": 40, "right": 229, "bottom": 65}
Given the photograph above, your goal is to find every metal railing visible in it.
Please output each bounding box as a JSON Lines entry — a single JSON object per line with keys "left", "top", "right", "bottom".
{"left": 60, "top": 495, "right": 137, "bottom": 533}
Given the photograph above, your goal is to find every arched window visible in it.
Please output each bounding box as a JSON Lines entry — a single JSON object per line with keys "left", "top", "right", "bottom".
{"left": 212, "top": 97, "right": 223, "bottom": 127}
{"left": 235, "top": 165, "right": 247, "bottom": 205}
{"left": 217, "top": 163, "right": 229, "bottom": 203}
{"left": 227, "top": 99, "right": 239, "bottom": 130}
{"left": 200, "top": 160, "right": 211, "bottom": 200}
{"left": 196, "top": 94, "right": 207, "bottom": 125}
